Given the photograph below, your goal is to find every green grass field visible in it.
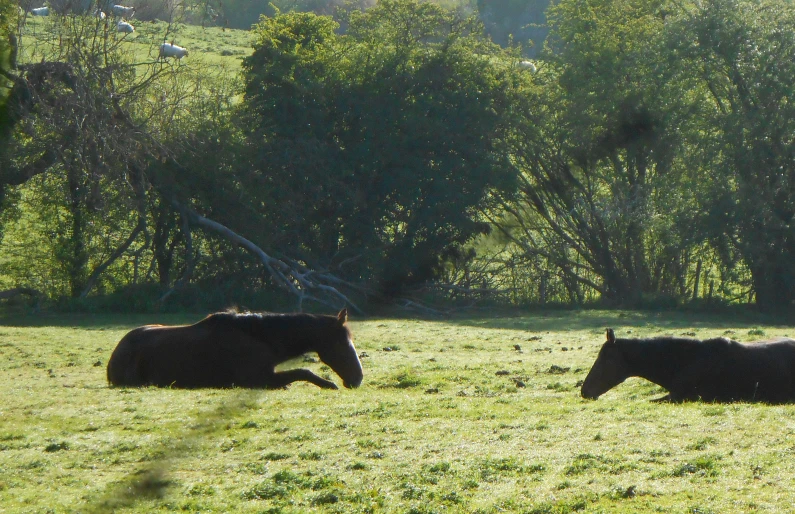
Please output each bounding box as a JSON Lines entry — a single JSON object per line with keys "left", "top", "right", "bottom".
{"left": 1, "top": 310, "right": 793, "bottom": 513}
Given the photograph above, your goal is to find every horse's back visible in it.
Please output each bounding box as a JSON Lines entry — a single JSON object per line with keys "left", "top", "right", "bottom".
{"left": 107, "top": 324, "right": 212, "bottom": 386}
{"left": 715, "top": 338, "right": 795, "bottom": 402}
{"left": 757, "top": 337, "right": 795, "bottom": 348}
{"left": 107, "top": 322, "right": 275, "bottom": 388}
{"left": 741, "top": 338, "right": 795, "bottom": 365}
{"left": 107, "top": 325, "right": 169, "bottom": 386}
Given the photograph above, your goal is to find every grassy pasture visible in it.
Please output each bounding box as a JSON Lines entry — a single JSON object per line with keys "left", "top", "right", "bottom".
{"left": 18, "top": 16, "right": 253, "bottom": 71}
{"left": 1, "top": 310, "right": 794, "bottom": 513}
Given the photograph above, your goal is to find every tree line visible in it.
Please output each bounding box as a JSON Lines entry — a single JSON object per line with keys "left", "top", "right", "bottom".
{"left": 0, "top": 0, "right": 793, "bottom": 313}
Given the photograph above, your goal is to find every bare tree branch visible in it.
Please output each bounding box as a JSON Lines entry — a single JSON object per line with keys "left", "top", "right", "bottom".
{"left": 168, "top": 201, "right": 363, "bottom": 314}
{"left": 79, "top": 217, "right": 146, "bottom": 298}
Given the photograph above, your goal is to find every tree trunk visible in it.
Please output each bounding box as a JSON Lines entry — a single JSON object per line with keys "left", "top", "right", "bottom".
{"left": 750, "top": 261, "right": 795, "bottom": 311}
{"left": 66, "top": 165, "right": 88, "bottom": 297}
{"left": 168, "top": 201, "right": 363, "bottom": 313}
{"left": 692, "top": 260, "right": 702, "bottom": 300}
{"left": 152, "top": 201, "right": 180, "bottom": 287}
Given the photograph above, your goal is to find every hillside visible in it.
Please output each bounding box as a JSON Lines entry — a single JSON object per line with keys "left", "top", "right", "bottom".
{"left": 19, "top": 15, "right": 253, "bottom": 69}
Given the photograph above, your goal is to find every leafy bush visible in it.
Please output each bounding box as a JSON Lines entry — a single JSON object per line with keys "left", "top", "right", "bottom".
{"left": 241, "top": 1, "right": 518, "bottom": 297}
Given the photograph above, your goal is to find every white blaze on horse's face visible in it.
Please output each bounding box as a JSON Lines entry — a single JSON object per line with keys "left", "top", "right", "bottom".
{"left": 318, "top": 332, "right": 363, "bottom": 389}
{"left": 316, "top": 310, "right": 363, "bottom": 389}
{"left": 342, "top": 335, "right": 363, "bottom": 388}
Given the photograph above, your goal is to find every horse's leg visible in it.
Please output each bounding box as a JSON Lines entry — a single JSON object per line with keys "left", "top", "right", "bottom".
{"left": 664, "top": 358, "right": 717, "bottom": 402}
{"left": 263, "top": 369, "right": 339, "bottom": 390}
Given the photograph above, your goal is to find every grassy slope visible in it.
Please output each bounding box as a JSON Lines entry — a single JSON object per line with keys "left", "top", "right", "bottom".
{"left": 18, "top": 16, "right": 253, "bottom": 70}
{"left": 0, "top": 310, "right": 793, "bottom": 513}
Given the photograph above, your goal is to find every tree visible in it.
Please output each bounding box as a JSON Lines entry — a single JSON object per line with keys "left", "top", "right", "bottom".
{"left": 0, "top": 0, "right": 15, "bottom": 138}
{"left": 2, "top": 10, "right": 367, "bottom": 310}
{"left": 477, "top": 0, "right": 549, "bottom": 56}
{"left": 241, "top": 0, "right": 519, "bottom": 299}
{"left": 668, "top": 0, "right": 795, "bottom": 310}
{"left": 489, "top": 0, "right": 707, "bottom": 306}
{"left": 0, "top": 12, "right": 178, "bottom": 297}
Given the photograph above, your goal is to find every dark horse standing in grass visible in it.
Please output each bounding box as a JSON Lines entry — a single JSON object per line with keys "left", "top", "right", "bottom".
{"left": 581, "top": 328, "right": 795, "bottom": 403}
{"left": 107, "top": 309, "right": 363, "bottom": 390}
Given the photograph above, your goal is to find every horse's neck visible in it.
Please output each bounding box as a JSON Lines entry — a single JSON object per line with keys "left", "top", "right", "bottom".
{"left": 621, "top": 339, "right": 693, "bottom": 390}
{"left": 273, "top": 329, "right": 320, "bottom": 360}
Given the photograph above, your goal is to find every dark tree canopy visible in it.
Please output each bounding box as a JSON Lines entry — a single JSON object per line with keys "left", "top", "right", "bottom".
{"left": 241, "top": 0, "right": 518, "bottom": 298}
{"left": 477, "top": 0, "right": 550, "bottom": 56}
{"left": 669, "top": 0, "right": 795, "bottom": 310}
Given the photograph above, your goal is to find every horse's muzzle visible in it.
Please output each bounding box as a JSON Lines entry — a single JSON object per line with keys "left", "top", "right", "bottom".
{"left": 344, "top": 375, "right": 363, "bottom": 389}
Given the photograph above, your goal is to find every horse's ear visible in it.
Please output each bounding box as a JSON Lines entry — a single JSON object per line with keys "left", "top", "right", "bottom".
{"left": 606, "top": 328, "right": 616, "bottom": 344}
{"left": 337, "top": 309, "right": 348, "bottom": 325}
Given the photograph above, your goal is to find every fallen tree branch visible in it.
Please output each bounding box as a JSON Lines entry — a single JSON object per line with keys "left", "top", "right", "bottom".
{"left": 171, "top": 202, "right": 363, "bottom": 314}
{"left": 395, "top": 299, "right": 450, "bottom": 316}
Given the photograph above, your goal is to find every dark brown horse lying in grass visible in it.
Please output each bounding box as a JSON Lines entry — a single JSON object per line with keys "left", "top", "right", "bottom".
{"left": 581, "top": 328, "right": 795, "bottom": 403}
{"left": 107, "top": 309, "right": 363, "bottom": 390}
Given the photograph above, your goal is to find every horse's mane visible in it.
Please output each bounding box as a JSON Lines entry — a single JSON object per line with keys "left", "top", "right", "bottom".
{"left": 617, "top": 335, "right": 733, "bottom": 347}
{"left": 616, "top": 335, "right": 734, "bottom": 364}
{"left": 196, "top": 310, "right": 344, "bottom": 339}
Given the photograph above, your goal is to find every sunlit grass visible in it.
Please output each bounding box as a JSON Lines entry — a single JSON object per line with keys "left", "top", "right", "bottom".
{"left": 18, "top": 16, "right": 253, "bottom": 71}
{"left": 0, "top": 310, "right": 793, "bottom": 512}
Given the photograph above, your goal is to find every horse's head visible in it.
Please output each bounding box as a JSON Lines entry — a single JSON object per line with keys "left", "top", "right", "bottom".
{"left": 581, "top": 328, "right": 630, "bottom": 400}
{"left": 316, "top": 309, "right": 363, "bottom": 389}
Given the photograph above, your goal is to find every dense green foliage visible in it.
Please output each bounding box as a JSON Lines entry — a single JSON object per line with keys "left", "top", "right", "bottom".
{"left": 491, "top": 0, "right": 705, "bottom": 305}
{"left": 241, "top": 3, "right": 517, "bottom": 296}
{"left": 487, "top": 0, "right": 795, "bottom": 310}
{"left": 1, "top": 0, "right": 794, "bottom": 312}
{"left": 477, "top": 0, "right": 549, "bottom": 55}
{"left": 0, "top": 0, "right": 14, "bottom": 135}
{"left": 670, "top": 0, "right": 795, "bottom": 310}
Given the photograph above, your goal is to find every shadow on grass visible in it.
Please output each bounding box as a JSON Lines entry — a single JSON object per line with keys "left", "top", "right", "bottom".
{"left": 436, "top": 308, "right": 793, "bottom": 334}
{"left": 0, "top": 312, "right": 205, "bottom": 329}
{"left": 0, "top": 306, "right": 789, "bottom": 334}
{"left": 80, "top": 389, "right": 262, "bottom": 513}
